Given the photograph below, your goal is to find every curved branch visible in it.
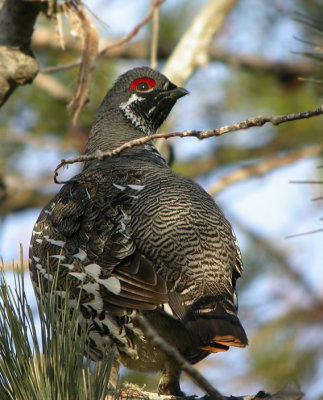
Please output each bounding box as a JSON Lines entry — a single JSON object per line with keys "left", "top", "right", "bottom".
{"left": 54, "top": 105, "right": 323, "bottom": 183}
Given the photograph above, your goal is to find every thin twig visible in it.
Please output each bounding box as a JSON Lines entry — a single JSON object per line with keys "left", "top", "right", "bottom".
{"left": 41, "top": 0, "right": 165, "bottom": 75}
{"left": 100, "top": 0, "right": 165, "bottom": 57}
{"left": 286, "top": 228, "right": 323, "bottom": 239}
{"left": 287, "top": 169, "right": 323, "bottom": 238}
{"left": 150, "top": 0, "right": 160, "bottom": 70}
{"left": 134, "top": 315, "right": 225, "bottom": 400}
{"left": 290, "top": 180, "right": 323, "bottom": 184}
{"left": 54, "top": 105, "right": 323, "bottom": 183}
{"left": 41, "top": 60, "right": 80, "bottom": 74}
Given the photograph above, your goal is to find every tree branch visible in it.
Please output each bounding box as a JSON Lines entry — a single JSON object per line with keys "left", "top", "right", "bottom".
{"left": 54, "top": 105, "right": 323, "bottom": 183}
{"left": 134, "top": 315, "right": 225, "bottom": 400}
{"left": 113, "top": 383, "right": 302, "bottom": 400}
{"left": 208, "top": 143, "right": 323, "bottom": 196}
{"left": 132, "top": 316, "right": 303, "bottom": 400}
{"left": 0, "top": 174, "right": 54, "bottom": 215}
{"left": 0, "top": 0, "right": 45, "bottom": 106}
{"left": 63, "top": 1, "right": 99, "bottom": 125}
{"left": 156, "top": 0, "right": 238, "bottom": 151}
{"left": 99, "top": 0, "right": 165, "bottom": 57}
{"left": 39, "top": 0, "right": 166, "bottom": 75}
{"left": 162, "top": 0, "right": 239, "bottom": 86}
{"left": 34, "top": 31, "right": 313, "bottom": 81}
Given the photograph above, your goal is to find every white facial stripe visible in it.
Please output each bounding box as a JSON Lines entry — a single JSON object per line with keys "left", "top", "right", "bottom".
{"left": 120, "top": 93, "right": 143, "bottom": 108}
{"left": 119, "top": 93, "right": 152, "bottom": 134}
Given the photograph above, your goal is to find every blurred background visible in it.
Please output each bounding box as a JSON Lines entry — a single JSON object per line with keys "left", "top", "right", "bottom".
{"left": 0, "top": 0, "right": 322, "bottom": 398}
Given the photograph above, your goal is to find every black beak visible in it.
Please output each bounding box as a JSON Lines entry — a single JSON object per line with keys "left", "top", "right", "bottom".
{"left": 166, "top": 87, "right": 189, "bottom": 100}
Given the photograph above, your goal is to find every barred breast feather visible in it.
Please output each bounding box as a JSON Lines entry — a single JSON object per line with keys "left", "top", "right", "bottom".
{"left": 29, "top": 152, "right": 246, "bottom": 363}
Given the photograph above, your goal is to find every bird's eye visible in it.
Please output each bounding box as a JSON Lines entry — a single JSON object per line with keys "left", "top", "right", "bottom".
{"left": 137, "top": 81, "right": 150, "bottom": 91}
{"left": 129, "top": 78, "right": 156, "bottom": 92}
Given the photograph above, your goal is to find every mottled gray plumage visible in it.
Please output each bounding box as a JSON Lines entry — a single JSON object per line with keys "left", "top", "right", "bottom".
{"left": 29, "top": 67, "right": 247, "bottom": 396}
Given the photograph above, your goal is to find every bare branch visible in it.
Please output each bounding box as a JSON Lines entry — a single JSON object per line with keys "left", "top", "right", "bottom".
{"left": 287, "top": 165, "right": 323, "bottom": 238}
{"left": 54, "top": 105, "right": 323, "bottom": 183}
{"left": 208, "top": 144, "right": 323, "bottom": 196}
{"left": 65, "top": 2, "right": 99, "bottom": 125}
{"left": 162, "top": 0, "right": 239, "bottom": 86}
{"left": 99, "top": 0, "right": 165, "bottom": 57}
{"left": 290, "top": 180, "right": 323, "bottom": 184}
{"left": 34, "top": 31, "right": 313, "bottom": 81}
{"left": 157, "top": 0, "right": 238, "bottom": 151}
{"left": 41, "top": 0, "right": 165, "bottom": 75}
{"left": 134, "top": 315, "right": 225, "bottom": 400}
{"left": 286, "top": 228, "right": 323, "bottom": 239}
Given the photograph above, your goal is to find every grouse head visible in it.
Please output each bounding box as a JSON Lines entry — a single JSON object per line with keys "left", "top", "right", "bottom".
{"left": 87, "top": 67, "right": 188, "bottom": 154}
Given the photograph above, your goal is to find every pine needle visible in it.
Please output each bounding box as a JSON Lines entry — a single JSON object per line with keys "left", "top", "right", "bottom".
{"left": 0, "top": 253, "right": 115, "bottom": 400}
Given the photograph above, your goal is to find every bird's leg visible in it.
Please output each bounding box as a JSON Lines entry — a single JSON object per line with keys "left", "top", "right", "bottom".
{"left": 158, "top": 360, "right": 184, "bottom": 396}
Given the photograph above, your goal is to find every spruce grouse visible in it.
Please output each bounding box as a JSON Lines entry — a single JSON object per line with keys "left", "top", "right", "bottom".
{"left": 29, "top": 67, "right": 247, "bottom": 396}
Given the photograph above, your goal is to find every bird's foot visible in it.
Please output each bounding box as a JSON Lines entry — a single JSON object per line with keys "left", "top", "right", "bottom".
{"left": 158, "top": 362, "right": 185, "bottom": 397}
{"left": 158, "top": 381, "right": 185, "bottom": 397}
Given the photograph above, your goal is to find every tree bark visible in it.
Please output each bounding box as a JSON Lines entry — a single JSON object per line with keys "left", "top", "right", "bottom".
{"left": 0, "top": 0, "right": 44, "bottom": 106}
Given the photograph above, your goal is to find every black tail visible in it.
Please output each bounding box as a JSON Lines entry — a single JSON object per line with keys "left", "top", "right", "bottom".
{"left": 169, "top": 293, "right": 247, "bottom": 353}
{"left": 184, "top": 302, "right": 248, "bottom": 353}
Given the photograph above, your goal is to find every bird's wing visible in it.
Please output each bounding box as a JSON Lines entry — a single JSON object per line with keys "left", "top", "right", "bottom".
{"left": 30, "top": 170, "right": 167, "bottom": 314}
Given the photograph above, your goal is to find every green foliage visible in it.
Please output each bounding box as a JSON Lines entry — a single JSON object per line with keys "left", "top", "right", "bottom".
{"left": 250, "top": 321, "right": 318, "bottom": 391}
{"left": 0, "top": 259, "right": 115, "bottom": 400}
